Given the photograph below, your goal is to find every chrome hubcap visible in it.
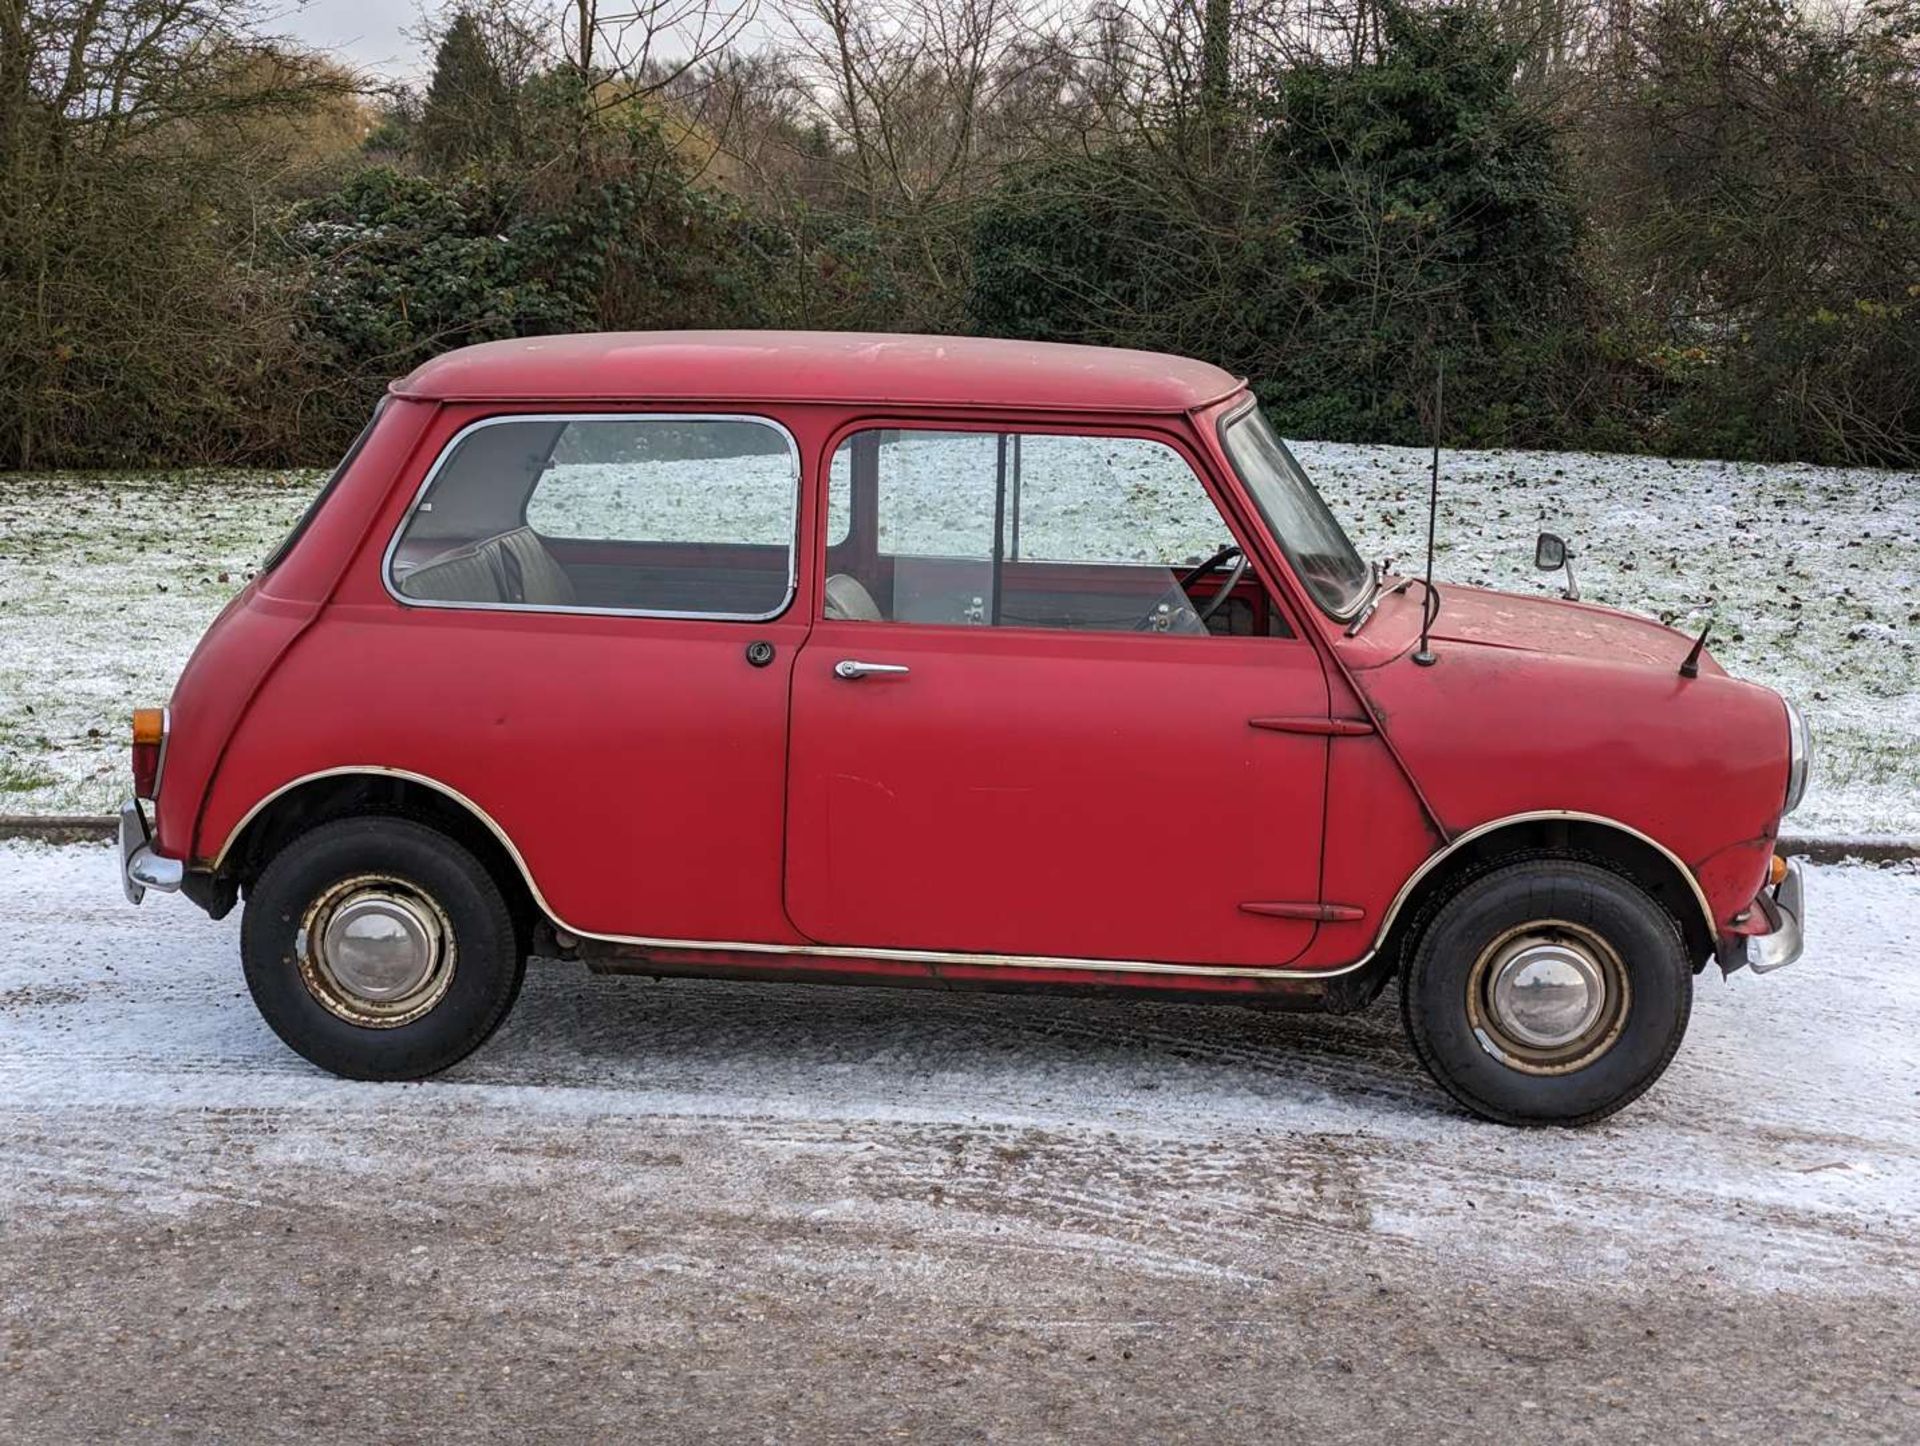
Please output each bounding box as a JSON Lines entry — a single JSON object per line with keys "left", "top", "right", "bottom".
{"left": 298, "top": 875, "right": 455, "bottom": 1028}
{"left": 322, "top": 894, "right": 439, "bottom": 1001}
{"left": 1489, "top": 941, "right": 1606, "bottom": 1049}
{"left": 1467, "top": 921, "right": 1629, "bottom": 1074}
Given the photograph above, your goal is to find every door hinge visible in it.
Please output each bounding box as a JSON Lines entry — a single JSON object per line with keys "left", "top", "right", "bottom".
{"left": 1239, "top": 901, "right": 1366, "bottom": 922}
{"left": 1247, "top": 716, "right": 1374, "bottom": 736}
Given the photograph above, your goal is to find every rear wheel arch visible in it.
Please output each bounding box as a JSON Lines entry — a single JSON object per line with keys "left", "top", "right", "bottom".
{"left": 215, "top": 770, "right": 538, "bottom": 948}
{"left": 1378, "top": 815, "right": 1715, "bottom": 975}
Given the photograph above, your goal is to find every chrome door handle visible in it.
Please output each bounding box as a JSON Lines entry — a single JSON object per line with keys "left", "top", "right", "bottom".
{"left": 834, "top": 659, "right": 910, "bottom": 680}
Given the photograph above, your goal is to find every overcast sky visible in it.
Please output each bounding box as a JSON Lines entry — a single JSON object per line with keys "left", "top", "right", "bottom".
{"left": 272, "top": 1, "right": 425, "bottom": 80}
{"left": 269, "top": 1, "right": 776, "bottom": 85}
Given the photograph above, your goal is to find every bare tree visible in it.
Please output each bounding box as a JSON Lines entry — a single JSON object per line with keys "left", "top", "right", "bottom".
{"left": 0, "top": 1, "right": 357, "bottom": 468}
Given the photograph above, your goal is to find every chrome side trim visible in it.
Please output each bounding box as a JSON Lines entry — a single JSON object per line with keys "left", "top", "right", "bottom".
{"left": 212, "top": 766, "right": 1376, "bottom": 981}
{"left": 378, "top": 411, "right": 804, "bottom": 624}
{"left": 1350, "top": 810, "right": 1718, "bottom": 966}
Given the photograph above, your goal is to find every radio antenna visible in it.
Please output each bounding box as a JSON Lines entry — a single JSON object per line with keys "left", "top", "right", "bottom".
{"left": 1412, "top": 358, "right": 1443, "bottom": 667}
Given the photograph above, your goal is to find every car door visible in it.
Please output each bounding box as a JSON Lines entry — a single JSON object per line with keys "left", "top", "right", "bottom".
{"left": 784, "top": 422, "right": 1332, "bottom": 968}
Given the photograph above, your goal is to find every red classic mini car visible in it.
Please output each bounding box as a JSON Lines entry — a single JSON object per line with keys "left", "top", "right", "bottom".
{"left": 118, "top": 332, "right": 1808, "bottom": 1124}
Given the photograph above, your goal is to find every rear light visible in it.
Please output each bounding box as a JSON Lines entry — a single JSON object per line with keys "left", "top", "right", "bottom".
{"left": 131, "top": 707, "right": 168, "bottom": 800}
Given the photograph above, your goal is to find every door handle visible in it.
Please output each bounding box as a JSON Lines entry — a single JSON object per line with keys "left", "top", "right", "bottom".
{"left": 834, "top": 659, "right": 910, "bottom": 680}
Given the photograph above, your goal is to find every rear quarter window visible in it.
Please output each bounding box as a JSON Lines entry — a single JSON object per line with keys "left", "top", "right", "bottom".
{"left": 386, "top": 413, "right": 799, "bottom": 620}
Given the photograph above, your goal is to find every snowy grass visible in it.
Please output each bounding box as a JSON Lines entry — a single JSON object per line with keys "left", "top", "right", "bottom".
{"left": 1, "top": 442, "right": 1914, "bottom": 833}
{"left": 0, "top": 469, "right": 322, "bottom": 814}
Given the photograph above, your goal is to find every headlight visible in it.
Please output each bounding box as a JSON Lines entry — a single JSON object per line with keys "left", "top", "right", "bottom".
{"left": 1783, "top": 697, "right": 1811, "bottom": 816}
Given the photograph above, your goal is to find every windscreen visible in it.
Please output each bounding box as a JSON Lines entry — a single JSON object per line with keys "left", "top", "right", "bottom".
{"left": 1221, "top": 405, "right": 1369, "bottom": 618}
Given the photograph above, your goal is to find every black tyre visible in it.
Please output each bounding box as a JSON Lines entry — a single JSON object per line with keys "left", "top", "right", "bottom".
{"left": 1399, "top": 860, "right": 1691, "bottom": 1126}
{"left": 241, "top": 816, "right": 525, "bottom": 1080}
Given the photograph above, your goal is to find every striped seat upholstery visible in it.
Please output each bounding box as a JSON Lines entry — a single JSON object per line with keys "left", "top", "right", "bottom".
{"left": 823, "top": 573, "right": 884, "bottom": 621}
{"left": 401, "top": 527, "right": 577, "bottom": 608}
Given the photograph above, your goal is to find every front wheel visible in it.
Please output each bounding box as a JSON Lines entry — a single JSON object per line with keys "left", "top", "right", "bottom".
{"left": 241, "top": 817, "right": 526, "bottom": 1080}
{"left": 1399, "top": 860, "right": 1691, "bottom": 1125}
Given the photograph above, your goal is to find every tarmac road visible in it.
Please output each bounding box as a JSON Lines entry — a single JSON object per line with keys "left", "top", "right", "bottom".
{"left": 2, "top": 844, "right": 1916, "bottom": 1442}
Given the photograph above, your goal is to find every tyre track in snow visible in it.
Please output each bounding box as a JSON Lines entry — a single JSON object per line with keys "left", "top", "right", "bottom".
{"left": 2, "top": 843, "right": 1918, "bottom": 1441}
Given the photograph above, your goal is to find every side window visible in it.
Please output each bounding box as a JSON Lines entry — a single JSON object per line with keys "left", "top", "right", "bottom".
{"left": 1003, "top": 434, "right": 1226, "bottom": 565}
{"left": 389, "top": 415, "right": 797, "bottom": 619}
{"left": 824, "top": 428, "right": 1286, "bottom": 636}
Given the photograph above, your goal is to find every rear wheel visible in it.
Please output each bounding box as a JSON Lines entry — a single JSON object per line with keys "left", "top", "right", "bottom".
{"left": 1399, "top": 860, "right": 1691, "bottom": 1125}
{"left": 241, "top": 817, "right": 525, "bottom": 1080}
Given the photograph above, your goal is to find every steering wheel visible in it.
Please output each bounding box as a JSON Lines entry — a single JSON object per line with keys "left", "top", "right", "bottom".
{"left": 1136, "top": 544, "right": 1247, "bottom": 631}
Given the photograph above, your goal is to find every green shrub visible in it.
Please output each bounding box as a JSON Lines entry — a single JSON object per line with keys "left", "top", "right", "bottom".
{"left": 968, "top": 3, "right": 1599, "bottom": 451}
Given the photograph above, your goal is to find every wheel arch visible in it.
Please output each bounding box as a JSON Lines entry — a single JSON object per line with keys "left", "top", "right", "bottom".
{"left": 213, "top": 768, "right": 540, "bottom": 944}
{"left": 1372, "top": 812, "right": 1717, "bottom": 975}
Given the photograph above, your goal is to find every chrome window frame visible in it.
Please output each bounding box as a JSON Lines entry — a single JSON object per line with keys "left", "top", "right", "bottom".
{"left": 823, "top": 420, "right": 1288, "bottom": 638}
{"left": 381, "top": 411, "right": 803, "bottom": 624}
{"left": 1215, "top": 398, "right": 1370, "bottom": 623}
{"left": 835, "top": 424, "right": 1229, "bottom": 566}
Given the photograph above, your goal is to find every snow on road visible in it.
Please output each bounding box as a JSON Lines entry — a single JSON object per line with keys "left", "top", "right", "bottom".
{"left": 2, "top": 843, "right": 1915, "bottom": 1289}
{"left": 2, "top": 842, "right": 1917, "bottom": 1439}
{"left": 3, "top": 440, "right": 1915, "bottom": 833}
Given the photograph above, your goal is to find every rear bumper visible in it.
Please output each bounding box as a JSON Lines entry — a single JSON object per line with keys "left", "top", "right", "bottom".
{"left": 119, "top": 799, "right": 184, "bottom": 905}
{"left": 1720, "top": 856, "right": 1806, "bottom": 974}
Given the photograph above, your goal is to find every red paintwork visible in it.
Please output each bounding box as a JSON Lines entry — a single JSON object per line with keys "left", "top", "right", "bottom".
{"left": 155, "top": 333, "right": 1795, "bottom": 987}
{"left": 1334, "top": 581, "right": 1787, "bottom": 919}
{"left": 394, "top": 331, "right": 1245, "bottom": 415}
{"left": 1248, "top": 716, "right": 1375, "bottom": 736}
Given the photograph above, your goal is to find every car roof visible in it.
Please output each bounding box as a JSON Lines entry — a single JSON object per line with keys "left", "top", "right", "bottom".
{"left": 390, "top": 331, "right": 1246, "bottom": 415}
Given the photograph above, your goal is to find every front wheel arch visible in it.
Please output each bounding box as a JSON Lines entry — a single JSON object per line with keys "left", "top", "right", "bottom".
{"left": 1378, "top": 817, "right": 1714, "bottom": 977}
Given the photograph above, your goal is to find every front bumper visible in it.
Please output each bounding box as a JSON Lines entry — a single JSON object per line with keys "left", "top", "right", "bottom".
{"left": 119, "top": 799, "right": 184, "bottom": 905}
{"left": 1733, "top": 856, "right": 1807, "bottom": 974}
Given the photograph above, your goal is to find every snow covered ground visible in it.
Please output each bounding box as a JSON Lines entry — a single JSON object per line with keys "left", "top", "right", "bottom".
{"left": 2, "top": 440, "right": 1914, "bottom": 833}
{"left": 1, "top": 841, "right": 1916, "bottom": 1438}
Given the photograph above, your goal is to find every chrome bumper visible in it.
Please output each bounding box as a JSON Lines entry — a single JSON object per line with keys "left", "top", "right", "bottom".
{"left": 119, "top": 799, "right": 184, "bottom": 905}
{"left": 1744, "top": 856, "right": 1806, "bottom": 974}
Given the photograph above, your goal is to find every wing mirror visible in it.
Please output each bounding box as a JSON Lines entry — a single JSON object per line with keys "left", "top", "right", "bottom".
{"left": 1534, "top": 531, "right": 1579, "bottom": 601}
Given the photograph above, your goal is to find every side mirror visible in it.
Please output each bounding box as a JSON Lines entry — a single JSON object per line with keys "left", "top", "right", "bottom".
{"left": 1533, "top": 530, "right": 1579, "bottom": 601}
